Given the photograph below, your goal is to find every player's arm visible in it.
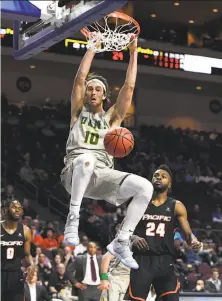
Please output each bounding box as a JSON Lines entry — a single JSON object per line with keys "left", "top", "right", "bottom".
{"left": 101, "top": 252, "right": 115, "bottom": 274}
{"left": 108, "top": 39, "right": 138, "bottom": 126}
{"left": 24, "top": 225, "right": 33, "bottom": 265}
{"left": 70, "top": 49, "right": 96, "bottom": 127}
{"left": 175, "top": 201, "right": 203, "bottom": 252}
{"left": 98, "top": 252, "right": 114, "bottom": 290}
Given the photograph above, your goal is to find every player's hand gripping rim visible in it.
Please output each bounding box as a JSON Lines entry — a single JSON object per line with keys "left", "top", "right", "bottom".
{"left": 128, "top": 36, "right": 138, "bottom": 53}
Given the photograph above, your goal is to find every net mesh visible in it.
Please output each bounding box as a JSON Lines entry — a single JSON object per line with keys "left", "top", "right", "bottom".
{"left": 81, "top": 14, "right": 139, "bottom": 53}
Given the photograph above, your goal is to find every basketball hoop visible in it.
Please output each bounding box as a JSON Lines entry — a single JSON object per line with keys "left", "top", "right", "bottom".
{"left": 81, "top": 11, "right": 140, "bottom": 53}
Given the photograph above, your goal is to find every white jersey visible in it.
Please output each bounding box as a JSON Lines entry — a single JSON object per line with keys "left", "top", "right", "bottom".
{"left": 64, "top": 107, "right": 114, "bottom": 169}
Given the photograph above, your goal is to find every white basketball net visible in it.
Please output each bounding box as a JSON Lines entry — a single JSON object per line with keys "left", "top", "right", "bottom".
{"left": 82, "top": 14, "right": 139, "bottom": 53}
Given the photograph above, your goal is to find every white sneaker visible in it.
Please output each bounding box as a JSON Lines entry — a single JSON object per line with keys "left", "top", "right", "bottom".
{"left": 64, "top": 213, "right": 80, "bottom": 246}
{"left": 107, "top": 239, "right": 139, "bottom": 269}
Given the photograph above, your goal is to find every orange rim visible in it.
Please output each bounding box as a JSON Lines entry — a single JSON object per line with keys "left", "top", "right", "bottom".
{"left": 81, "top": 11, "right": 140, "bottom": 39}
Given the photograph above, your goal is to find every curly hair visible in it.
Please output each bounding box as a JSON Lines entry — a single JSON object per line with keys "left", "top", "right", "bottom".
{"left": 2, "top": 199, "right": 21, "bottom": 209}
{"left": 157, "top": 164, "right": 173, "bottom": 182}
{"left": 86, "top": 73, "right": 111, "bottom": 111}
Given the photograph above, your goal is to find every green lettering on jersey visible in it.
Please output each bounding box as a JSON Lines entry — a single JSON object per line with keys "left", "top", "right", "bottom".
{"left": 81, "top": 116, "right": 105, "bottom": 130}
{"left": 95, "top": 120, "right": 101, "bottom": 129}
{"left": 84, "top": 131, "right": 99, "bottom": 145}
{"left": 88, "top": 119, "right": 94, "bottom": 129}
{"left": 81, "top": 117, "right": 87, "bottom": 125}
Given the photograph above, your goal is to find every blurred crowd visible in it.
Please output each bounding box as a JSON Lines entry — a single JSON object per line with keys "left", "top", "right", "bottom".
{"left": 1, "top": 94, "right": 222, "bottom": 299}
{"left": 139, "top": 16, "right": 222, "bottom": 52}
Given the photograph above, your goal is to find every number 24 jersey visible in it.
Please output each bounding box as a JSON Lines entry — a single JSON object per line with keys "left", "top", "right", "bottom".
{"left": 133, "top": 197, "right": 177, "bottom": 256}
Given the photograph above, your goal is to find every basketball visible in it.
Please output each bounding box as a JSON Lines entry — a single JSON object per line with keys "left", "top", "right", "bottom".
{"left": 104, "top": 127, "right": 134, "bottom": 158}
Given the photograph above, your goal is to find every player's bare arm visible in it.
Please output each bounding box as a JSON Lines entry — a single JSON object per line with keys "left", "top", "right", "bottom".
{"left": 175, "top": 201, "right": 203, "bottom": 252}
{"left": 23, "top": 225, "right": 33, "bottom": 265}
{"left": 108, "top": 39, "right": 138, "bottom": 127}
{"left": 70, "top": 49, "right": 96, "bottom": 127}
{"left": 101, "top": 252, "right": 115, "bottom": 274}
{"left": 98, "top": 252, "right": 115, "bottom": 290}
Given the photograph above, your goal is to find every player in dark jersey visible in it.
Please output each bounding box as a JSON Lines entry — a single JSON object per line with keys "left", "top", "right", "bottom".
{"left": 129, "top": 165, "right": 203, "bottom": 301}
{"left": 1, "top": 200, "right": 33, "bottom": 301}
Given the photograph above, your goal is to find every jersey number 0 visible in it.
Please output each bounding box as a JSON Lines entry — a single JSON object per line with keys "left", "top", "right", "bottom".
{"left": 146, "top": 222, "right": 166, "bottom": 237}
{"left": 6, "top": 247, "right": 15, "bottom": 259}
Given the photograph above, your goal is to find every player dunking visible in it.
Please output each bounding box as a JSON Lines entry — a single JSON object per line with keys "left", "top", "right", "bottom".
{"left": 128, "top": 165, "right": 203, "bottom": 301}
{"left": 60, "top": 39, "right": 153, "bottom": 269}
{"left": 1, "top": 200, "right": 33, "bottom": 301}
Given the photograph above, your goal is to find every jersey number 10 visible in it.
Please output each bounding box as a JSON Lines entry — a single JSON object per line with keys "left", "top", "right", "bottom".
{"left": 146, "top": 222, "right": 166, "bottom": 237}
{"left": 84, "top": 131, "right": 99, "bottom": 145}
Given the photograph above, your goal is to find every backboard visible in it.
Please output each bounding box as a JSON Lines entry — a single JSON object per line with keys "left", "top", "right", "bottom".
{"left": 1, "top": 0, "right": 127, "bottom": 60}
